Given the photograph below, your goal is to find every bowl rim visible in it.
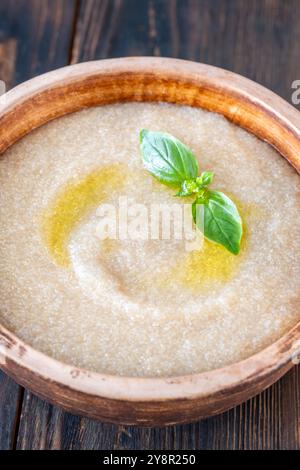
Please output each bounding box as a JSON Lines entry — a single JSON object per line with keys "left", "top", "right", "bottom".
{"left": 0, "top": 57, "right": 299, "bottom": 404}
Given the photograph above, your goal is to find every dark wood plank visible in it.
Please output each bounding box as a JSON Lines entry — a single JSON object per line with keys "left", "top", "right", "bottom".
{"left": 17, "top": 391, "right": 119, "bottom": 450}
{"left": 0, "top": 372, "right": 23, "bottom": 450}
{"left": 2, "top": 0, "right": 300, "bottom": 450}
{"left": 72, "top": 0, "right": 300, "bottom": 101}
{"left": 0, "top": 0, "right": 78, "bottom": 87}
{"left": 0, "top": 0, "right": 78, "bottom": 450}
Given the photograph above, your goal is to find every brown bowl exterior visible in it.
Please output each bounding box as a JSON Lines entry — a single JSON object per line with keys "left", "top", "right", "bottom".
{"left": 0, "top": 57, "right": 299, "bottom": 426}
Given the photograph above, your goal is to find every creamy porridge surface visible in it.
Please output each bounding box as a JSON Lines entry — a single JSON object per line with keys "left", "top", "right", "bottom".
{"left": 0, "top": 102, "right": 299, "bottom": 377}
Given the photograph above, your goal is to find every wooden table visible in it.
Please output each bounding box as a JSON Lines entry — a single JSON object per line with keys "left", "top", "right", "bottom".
{"left": 0, "top": 0, "right": 299, "bottom": 450}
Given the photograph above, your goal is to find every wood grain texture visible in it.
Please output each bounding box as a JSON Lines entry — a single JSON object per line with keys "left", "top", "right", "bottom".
{"left": 0, "top": 372, "right": 23, "bottom": 450}
{"left": 0, "top": 0, "right": 299, "bottom": 450}
{"left": 0, "top": 0, "right": 77, "bottom": 86}
{"left": 72, "top": 0, "right": 300, "bottom": 102}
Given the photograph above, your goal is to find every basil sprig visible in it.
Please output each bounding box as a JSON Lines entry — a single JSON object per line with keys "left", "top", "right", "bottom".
{"left": 140, "top": 130, "right": 243, "bottom": 255}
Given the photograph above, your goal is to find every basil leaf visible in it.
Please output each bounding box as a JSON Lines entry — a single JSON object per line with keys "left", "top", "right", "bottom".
{"left": 197, "top": 171, "right": 214, "bottom": 186}
{"left": 175, "top": 188, "right": 192, "bottom": 197}
{"left": 193, "top": 191, "right": 243, "bottom": 255}
{"left": 140, "top": 129, "right": 198, "bottom": 185}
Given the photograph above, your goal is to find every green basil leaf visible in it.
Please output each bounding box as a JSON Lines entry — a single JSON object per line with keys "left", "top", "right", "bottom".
{"left": 140, "top": 129, "right": 199, "bottom": 185}
{"left": 197, "top": 171, "right": 214, "bottom": 186}
{"left": 193, "top": 190, "right": 243, "bottom": 255}
{"left": 175, "top": 189, "right": 192, "bottom": 197}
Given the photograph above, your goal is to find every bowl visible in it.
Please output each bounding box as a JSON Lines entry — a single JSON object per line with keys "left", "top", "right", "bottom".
{"left": 0, "top": 57, "right": 299, "bottom": 426}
